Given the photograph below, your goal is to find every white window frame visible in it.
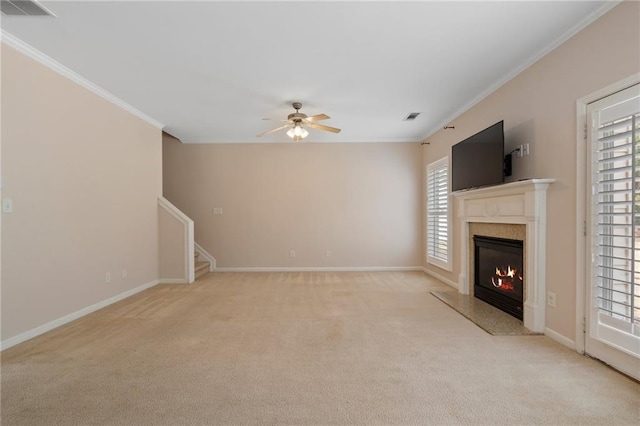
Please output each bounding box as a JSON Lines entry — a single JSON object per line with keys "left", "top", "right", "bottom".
{"left": 576, "top": 74, "right": 640, "bottom": 355}
{"left": 426, "top": 156, "right": 452, "bottom": 271}
{"left": 586, "top": 84, "right": 640, "bottom": 359}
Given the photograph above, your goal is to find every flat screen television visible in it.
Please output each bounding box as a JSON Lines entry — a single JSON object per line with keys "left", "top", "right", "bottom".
{"left": 451, "top": 121, "right": 504, "bottom": 191}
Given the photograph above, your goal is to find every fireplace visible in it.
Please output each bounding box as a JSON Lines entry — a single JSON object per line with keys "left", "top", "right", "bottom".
{"left": 474, "top": 235, "right": 524, "bottom": 320}
{"left": 454, "top": 179, "right": 555, "bottom": 332}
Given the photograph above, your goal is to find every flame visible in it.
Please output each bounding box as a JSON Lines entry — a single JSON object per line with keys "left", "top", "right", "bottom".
{"left": 490, "top": 265, "right": 521, "bottom": 291}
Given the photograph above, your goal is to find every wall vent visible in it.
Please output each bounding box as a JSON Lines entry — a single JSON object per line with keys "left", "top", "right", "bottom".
{"left": 403, "top": 112, "right": 421, "bottom": 121}
{"left": 1, "top": 0, "right": 54, "bottom": 16}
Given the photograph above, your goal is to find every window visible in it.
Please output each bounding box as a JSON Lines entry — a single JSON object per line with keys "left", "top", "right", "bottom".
{"left": 426, "top": 156, "right": 451, "bottom": 271}
{"left": 587, "top": 84, "right": 640, "bottom": 358}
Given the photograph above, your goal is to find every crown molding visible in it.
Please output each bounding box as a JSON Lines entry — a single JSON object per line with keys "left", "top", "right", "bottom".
{"left": 1, "top": 29, "right": 164, "bottom": 130}
{"left": 421, "top": 1, "right": 621, "bottom": 142}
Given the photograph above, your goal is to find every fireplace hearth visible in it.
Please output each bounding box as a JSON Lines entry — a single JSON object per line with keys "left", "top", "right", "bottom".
{"left": 474, "top": 236, "right": 524, "bottom": 320}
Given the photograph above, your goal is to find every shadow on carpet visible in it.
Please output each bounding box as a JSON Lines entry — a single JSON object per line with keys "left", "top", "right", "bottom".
{"left": 431, "top": 290, "right": 541, "bottom": 336}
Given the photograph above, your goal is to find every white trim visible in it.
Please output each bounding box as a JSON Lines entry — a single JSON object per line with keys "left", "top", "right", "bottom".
{"left": 0, "top": 30, "right": 163, "bottom": 130}
{"left": 158, "top": 197, "right": 195, "bottom": 283}
{"left": 213, "top": 266, "right": 424, "bottom": 273}
{"left": 421, "top": 1, "right": 620, "bottom": 141}
{"left": 575, "top": 73, "right": 640, "bottom": 355}
{"left": 575, "top": 99, "right": 588, "bottom": 355}
{"left": 158, "top": 278, "right": 189, "bottom": 284}
{"left": 195, "top": 242, "right": 216, "bottom": 271}
{"left": 452, "top": 178, "right": 556, "bottom": 199}
{"left": 7, "top": 0, "right": 57, "bottom": 17}
{"left": 0, "top": 279, "right": 159, "bottom": 351}
{"left": 545, "top": 327, "right": 576, "bottom": 350}
{"left": 577, "top": 73, "right": 640, "bottom": 106}
{"left": 422, "top": 267, "right": 459, "bottom": 290}
{"left": 158, "top": 197, "right": 193, "bottom": 224}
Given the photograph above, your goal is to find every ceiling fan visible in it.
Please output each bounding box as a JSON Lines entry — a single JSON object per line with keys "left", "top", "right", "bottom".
{"left": 257, "top": 102, "right": 341, "bottom": 141}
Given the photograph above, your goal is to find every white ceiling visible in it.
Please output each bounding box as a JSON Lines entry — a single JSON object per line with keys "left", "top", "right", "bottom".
{"left": 1, "top": 1, "right": 613, "bottom": 143}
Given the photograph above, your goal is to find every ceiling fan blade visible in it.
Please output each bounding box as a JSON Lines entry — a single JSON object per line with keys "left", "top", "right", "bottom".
{"left": 305, "top": 114, "right": 330, "bottom": 121}
{"left": 306, "top": 122, "right": 341, "bottom": 134}
{"left": 256, "top": 124, "right": 290, "bottom": 137}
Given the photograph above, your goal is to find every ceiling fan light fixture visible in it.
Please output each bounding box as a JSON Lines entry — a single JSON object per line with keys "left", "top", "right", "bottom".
{"left": 287, "top": 123, "right": 309, "bottom": 141}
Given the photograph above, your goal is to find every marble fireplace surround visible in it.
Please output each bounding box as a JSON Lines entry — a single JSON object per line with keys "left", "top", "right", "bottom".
{"left": 453, "top": 179, "right": 555, "bottom": 332}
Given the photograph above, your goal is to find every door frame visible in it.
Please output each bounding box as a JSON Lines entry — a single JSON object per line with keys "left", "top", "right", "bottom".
{"left": 575, "top": 73, "right": 640, "bottom": 355}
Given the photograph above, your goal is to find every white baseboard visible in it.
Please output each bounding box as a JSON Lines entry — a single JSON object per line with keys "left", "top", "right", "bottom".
{"left": 158, "top": 278, "right": 189, "bottom": 284}
{"left": 214, "top": 266, "right": 424, "bottom": 273}
{"left": 544, "top": 327, "right": 576, "bottom": 350}
{"left": 0, "top": 279, "right": 159, "bottom": 351}
{"left": 422, "top": 267, "right": 459, "bottom": 290}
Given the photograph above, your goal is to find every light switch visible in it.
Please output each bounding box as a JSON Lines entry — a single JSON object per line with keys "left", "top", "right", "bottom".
{"left": 2, "top": 198, "right": 13, "bottom": 213}
{"left": 213, "top": 207, "right": 223, "bottom": 215}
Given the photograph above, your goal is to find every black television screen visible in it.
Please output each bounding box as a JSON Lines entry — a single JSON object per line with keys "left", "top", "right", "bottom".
{"left": 451, "top": 121, "right": 504, "bottom": 191}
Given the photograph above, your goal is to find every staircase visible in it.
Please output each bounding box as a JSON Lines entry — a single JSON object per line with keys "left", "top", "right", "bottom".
{"left": 194, "top": 251, "right": 210, "bottom": 280}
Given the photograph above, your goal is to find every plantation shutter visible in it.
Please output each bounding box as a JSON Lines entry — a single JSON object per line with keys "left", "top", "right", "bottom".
{"left": 426, "top": 157, "right": 450, "bottom": 270}
{"left": 589, "top": 84, "right": 640, "bottom": 357}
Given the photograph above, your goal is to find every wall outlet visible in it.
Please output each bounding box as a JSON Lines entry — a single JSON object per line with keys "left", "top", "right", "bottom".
{"left": 105, "top": 272, "right": 111, "bottom": 284}
{"left": 547, "top": 291, "right": 556, "bottom": 308}
{"left": 289, "top": 250, "right": 296, "bottom": 258}
{"left": 121, "top": 269, "right": 128, "bottom": 278}
{"left": 213, "top": 207, "right": 223, "bottom": 215}
{"left": 523, "top": 143, "right": 530, "bottom": 156}
{"left": 325, "top": 250, "right": 331, "bottom": 257}
{"left": 516, "top": 145, "right": 524, "bottom": 158}
{"left": 2, "top": 197, "right": 13, "bottom": 213}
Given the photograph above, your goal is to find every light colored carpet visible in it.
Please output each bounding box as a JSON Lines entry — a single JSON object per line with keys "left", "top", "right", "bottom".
{"left": 430, "top": 290, "right": 540, "bottom": 336}
{"left": 1, "top": 271, "right": 638, "bottom": 425}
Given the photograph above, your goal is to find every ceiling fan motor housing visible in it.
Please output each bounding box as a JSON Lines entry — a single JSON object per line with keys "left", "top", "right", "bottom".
{"left": 287, "top": 112, "right": 307, "bottom": 121}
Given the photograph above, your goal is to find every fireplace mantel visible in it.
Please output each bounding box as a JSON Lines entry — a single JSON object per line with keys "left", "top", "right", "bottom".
{"left": 453, "top": 179, "right": 555, "bottom": 332}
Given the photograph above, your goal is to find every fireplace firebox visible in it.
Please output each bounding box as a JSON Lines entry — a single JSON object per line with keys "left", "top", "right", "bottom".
{"left": 474, "top": 236, "right": 524, "bottom": 320}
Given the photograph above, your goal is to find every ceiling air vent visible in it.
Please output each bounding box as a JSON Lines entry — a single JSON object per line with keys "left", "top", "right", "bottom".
{"left": 403, "top": 112, "right": 421, "bottom": 121}
{"left": 1, "top": 0, "right": 54, "bottom": 16}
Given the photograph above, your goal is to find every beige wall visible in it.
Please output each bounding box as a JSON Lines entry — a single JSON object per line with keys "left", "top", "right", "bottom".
{"left": 422, "top": 2, "right": 640, "bottom": 340}
{"left": 164, "top": 140, "right": 422, "bottom": 268}
{"left": 1, "top": 45, "right": 162, "bottom": 341}
{"left": 0, "top": 42, "right": 3, "bottom": 336}
{"left": 159, "top": 206, "right": 187, "bottom": 281}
